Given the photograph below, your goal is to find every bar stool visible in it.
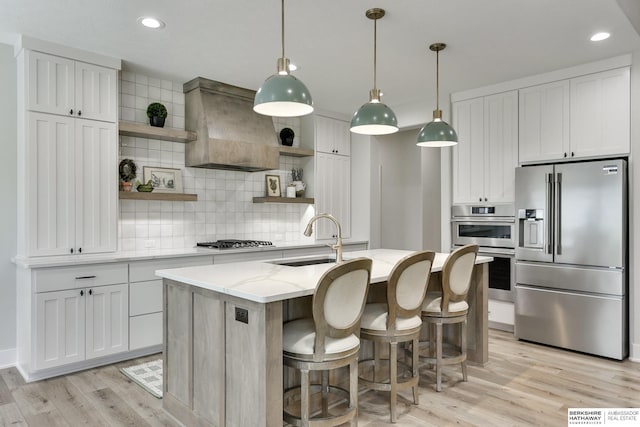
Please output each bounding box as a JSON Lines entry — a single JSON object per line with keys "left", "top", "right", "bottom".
{"left": 421, "top": 244, "right": 478, "bottom": 392}
{"left": 358, "top": 251, "right": 435, "bottom": 423}
{"left": 283, "top": 258, "right": 372, "bottom": 427}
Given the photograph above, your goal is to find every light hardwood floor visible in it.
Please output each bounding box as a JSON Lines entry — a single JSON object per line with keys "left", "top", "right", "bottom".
{"left": 1, "top": 330, "right": 639, "bottom": 426}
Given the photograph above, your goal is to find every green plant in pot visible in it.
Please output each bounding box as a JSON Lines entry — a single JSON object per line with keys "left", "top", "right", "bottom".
{"left": 147, "top": 102, "right": 168, "bottom": 128}
{"left": 118, "top": 159, "right": 137, "bottom": 192}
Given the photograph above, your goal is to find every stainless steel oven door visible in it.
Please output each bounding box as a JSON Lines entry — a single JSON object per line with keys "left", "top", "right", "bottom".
{"left": 453, "top": 245, "right": 515, "bottom": 302}
{"left": 451, "top": 218, "right": 516, "bottom": 249}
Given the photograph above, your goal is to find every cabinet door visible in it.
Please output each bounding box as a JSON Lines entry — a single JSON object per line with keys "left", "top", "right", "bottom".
{"left": 519, "top": 80, "right": 570, "bottom": 163}
{"left": 452, "top": 97, "right": 485, "bottom": 204}
{"left": 315, "top": 153, "right": 351, "bottom": 239}
{"left": 27, "top": 51, "right": 75, "bottom": 117}
{"left": 35, "top": 289, "right": 85, "bottom": 369}
{"left": 315, "top": 115, "right": 351, "bottom": 155}
{"left": 75, "top": 62, "right": 117, "bottom": 122}
{"left": 27, "top": 113, "right": 76, "bottom": 256}
{"left": 570, "top": 67, "right": 630, "bottom": 158}
{"left": 484, "top": 91, "right": 518, "bottom": 203}
{"left": 86, "top": 283, "right": 129, "bottom": 359}
{"left": 75, "top": 120, "right": 117, "bottom": 254}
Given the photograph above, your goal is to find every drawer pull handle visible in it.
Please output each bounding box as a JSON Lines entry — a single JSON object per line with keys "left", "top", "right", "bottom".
{"left": 75, "top": 275, "right": 96, "bottom": 280}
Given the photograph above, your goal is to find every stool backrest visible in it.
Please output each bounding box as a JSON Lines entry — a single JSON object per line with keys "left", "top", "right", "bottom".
{"left": 387, "top": 251, "right": 435, "bottom": 330}
{"left": 313, "top": 258, "right": 372, "bottom": 355}
{"left": 441, "top": 245, "right": 478, "bottom": 313}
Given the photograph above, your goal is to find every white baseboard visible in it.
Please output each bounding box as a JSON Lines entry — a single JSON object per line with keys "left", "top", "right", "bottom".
{"left": 0, "top": 348, "right": 16, "bottom": 369}
{"left": 629, "top": 342, "right": 640, "bottom": 363}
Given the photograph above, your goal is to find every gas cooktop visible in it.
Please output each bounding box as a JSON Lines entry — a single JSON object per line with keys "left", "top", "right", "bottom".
{"left": 196, "top": 240, "right": 274, "bottom": 250}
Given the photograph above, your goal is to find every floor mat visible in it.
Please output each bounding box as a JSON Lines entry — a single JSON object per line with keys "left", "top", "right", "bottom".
{"left": 120, "top": 359, "right": 163, "bottom": 398}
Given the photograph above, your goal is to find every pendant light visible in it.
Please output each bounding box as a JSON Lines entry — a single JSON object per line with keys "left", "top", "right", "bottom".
{"left": 417, "top": 43, "right": 458, "bottom": 147}
{"left": 350, "top": 8, "right": 398, "bottom": 135}
{"left": 254, "top": 0, "right": 313, "bottom": 117}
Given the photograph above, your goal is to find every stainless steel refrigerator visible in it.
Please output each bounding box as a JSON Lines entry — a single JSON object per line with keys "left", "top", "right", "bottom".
{"left": 514, "top": 159, "right": 627, "bottom": 360}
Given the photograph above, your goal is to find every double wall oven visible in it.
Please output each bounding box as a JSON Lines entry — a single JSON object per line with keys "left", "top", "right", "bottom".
{"left": 451, "top": 204, "right": 515, "bottom": 302}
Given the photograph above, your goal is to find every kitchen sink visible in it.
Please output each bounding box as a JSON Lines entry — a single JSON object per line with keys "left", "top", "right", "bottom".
{"left": 269, "top": 256, "right": 337, "bottom": 267}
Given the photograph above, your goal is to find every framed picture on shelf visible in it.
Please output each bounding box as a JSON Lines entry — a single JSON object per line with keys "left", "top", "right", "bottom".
{"left": 143, "top": 166, "right": 183, "bottom": 193}
{"left": 265, "top": 174, "right": 281, "bottom": 197}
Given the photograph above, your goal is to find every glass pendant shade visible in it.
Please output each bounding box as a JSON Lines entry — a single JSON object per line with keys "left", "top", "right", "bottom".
{"left": 254, "top": 73, "right": 313, "bottom": 117}
{"left": 350, "top": 101, "right": 398, "bottom": 135}
{"left": 417, "top": 111, "right": 458, "bottom": 147}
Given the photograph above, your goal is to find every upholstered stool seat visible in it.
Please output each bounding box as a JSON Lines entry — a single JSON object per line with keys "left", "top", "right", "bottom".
{"left": 358, "top": 251, "right": 435, "bottom": 423}
{"left": 283, "top": 258, "right": 372, "bottom": 427}
{"left": 421, "top": 244, "right": 478, "bottom": 392}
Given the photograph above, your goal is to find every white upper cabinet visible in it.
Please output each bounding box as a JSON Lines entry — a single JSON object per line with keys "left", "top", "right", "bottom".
{"left": 315, "top": 115, "right": 351, "bottom": 156}
{"left": 28, "top": 51, "right": 117, "bottom": 122}
{"left": 484, "top": 92, "right": 519, "bottom": 203}
{"left": 26, "top": 112, "right": 117, "bottom": 256}
{"left": 452, "top": 91, "right": 518, "bottom": 204}
{"left": 519, "top": 67, "right": 630, "bottom": 163}
{"left": 519, "top": 80, "right": 570, "bottom": 163}
{"left": 570, "top": 67, "right": 630, "bottom": 158}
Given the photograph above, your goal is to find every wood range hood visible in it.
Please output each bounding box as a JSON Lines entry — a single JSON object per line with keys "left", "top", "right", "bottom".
{"left": 183, "top": 77, "right": 280, "bottom": 172}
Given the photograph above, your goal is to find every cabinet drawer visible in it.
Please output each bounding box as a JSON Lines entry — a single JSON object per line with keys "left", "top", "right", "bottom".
{"left": 33, "top": 263, "right": 128, "bottom": 293}
{"left": 130, "top": 280, "right": 162, "bottom": 316}
{"left": 130, "top": 313, "right": 162, "bottom": 350}
{"left": 129, "top": 256, "right": 213, "bottom": 282}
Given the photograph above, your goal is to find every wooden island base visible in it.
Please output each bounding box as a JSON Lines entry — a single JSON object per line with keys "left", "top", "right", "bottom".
{"left": 159, "top": 250, "right": 489, "bottom": 427}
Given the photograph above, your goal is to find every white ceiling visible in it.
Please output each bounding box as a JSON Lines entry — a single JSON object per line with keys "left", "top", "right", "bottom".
{"left": 1, "top": 0, "right": 639, "bottom": 125}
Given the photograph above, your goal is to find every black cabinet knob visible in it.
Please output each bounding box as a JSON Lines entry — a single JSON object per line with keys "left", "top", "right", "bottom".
{"left": 89, "top": 289, "right": 93, "bottom": 296}
{"left": 564, "top": 152, "right": 567, "bottom": 158}
{"left": 78, "top": 110, "right": 82, "bottom": 116}
{"left": 70, "top": 248, "right": 74, "bottom": 254}
{"left": 78, "top": 247, "right": 82, "bottom": 253}
{"left": 80, "top": 290, "right": 84, "bottom": 296}
{"left": 69, "top": 109, "right": 73, "bottom": 115}
{"left": 484, "top": 198, "right": 488, "bottom": 202}
{"left": 571, "top": 152, "right": 574, "bottom": 157}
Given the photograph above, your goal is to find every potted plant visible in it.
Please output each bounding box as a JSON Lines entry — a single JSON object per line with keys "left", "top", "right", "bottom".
{"left": 147, "top": 102, "right": 168, "bottom": 128}
{"left": 118, "top": 159, "right": 137, "bottom": 192}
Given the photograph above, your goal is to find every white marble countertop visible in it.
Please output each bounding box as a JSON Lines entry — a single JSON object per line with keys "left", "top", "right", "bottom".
{"left": 156, "top": 249, "right": 493, "bottom": 303}
{"left": 12, "top": 240, "right": 368, "bottom": 268}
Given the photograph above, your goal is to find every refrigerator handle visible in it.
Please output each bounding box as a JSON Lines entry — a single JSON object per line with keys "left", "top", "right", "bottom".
{"left": 546, "top": 173, "right": 554, "bottom": 254}
{"left": 556, "top": 172, "right": 562, "bottom": 255}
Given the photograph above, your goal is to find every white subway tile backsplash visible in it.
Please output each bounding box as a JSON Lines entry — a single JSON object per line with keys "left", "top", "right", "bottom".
{"left": 118, "top": 69, "right": 308, "bottom": 250}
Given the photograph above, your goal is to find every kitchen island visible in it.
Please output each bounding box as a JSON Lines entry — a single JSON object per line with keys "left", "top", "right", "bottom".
{"left": 156, "top": 249, "right": 491, "bottom": 427}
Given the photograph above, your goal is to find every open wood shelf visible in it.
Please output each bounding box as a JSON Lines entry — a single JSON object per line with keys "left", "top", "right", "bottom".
{"left": 119, "top": 121, "right": 197, "bottom": 143}
{"left": 119, "top": 191, "right": 198, "bottom": 202}
{"left": 278, "top": 146, "right": 314, "bottom": 157}
{"left": 252, "top": 196, "right": 314, "bottom": 204}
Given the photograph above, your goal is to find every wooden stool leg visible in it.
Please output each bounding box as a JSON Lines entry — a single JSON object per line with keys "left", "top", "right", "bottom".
{"left": 321, "top": 370, "right": 329, "bottom": 417}
{"left": 461, "top": 318, "right": 468, "bottom": 382}
{"left": 374, "top": 341, "right": 381, "bottom": 383}
{"left": 390, "top": 341, "right": 398, "bottom": 423}
{"left": 301, "top": 369, "right": 310, "bottom": 426}
{"left": 436, "top": 322, "right": 443, "bottom": 392}
{"left": 350, "top": 359, "right": 358, "bottom": 427}
{"left": 412, "top": 337, "right": 419, "bottom": 405}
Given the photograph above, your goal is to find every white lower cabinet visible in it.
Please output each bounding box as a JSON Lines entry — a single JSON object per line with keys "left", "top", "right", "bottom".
{"left": 31, "top": 264, "right": 129, "bottom": 371}
{"left": 128, "top": 256, "right": 213, "bottom": 350}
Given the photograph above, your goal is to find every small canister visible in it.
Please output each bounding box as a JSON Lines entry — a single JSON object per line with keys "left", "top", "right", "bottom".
{"left": 286, "top": 185, "right": 296, "bottom": 198}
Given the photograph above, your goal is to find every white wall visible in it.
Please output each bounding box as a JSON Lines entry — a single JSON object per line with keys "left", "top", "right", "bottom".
{"left": 629, "top": 49, "right": 640, "bottom": 361}
{"left": 0, "top": 42, "right": 17, "bottom": 365}
{"left": 367, "top": 130, "right": 441, "bottom": 251}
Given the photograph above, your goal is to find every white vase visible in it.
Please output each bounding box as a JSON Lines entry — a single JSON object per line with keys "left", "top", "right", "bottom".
{"left": 292, "top": 181, "right": 306, "bottom": 197}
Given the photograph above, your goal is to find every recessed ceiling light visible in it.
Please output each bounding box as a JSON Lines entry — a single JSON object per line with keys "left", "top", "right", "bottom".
{"left": 138, "top": 16, "right": 165, "bottom": 29}
{"left": 590, "top": 32, "right": 610, "bottom": 42}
